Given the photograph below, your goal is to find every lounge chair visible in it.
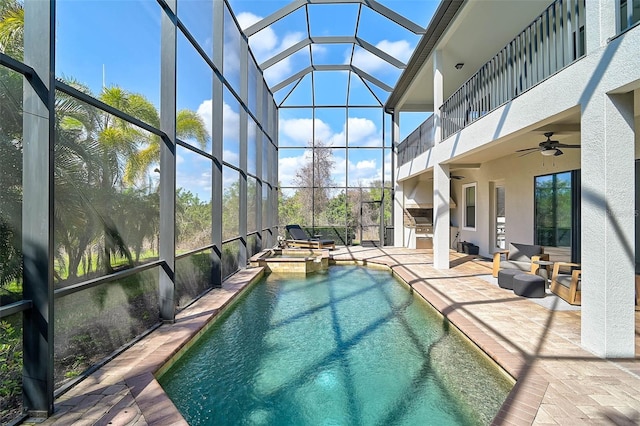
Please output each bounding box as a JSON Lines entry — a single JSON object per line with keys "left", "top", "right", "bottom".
{"left": 285, "top": 225, "right": 336, "bottom": 250}
{"left": 550, "top": 262, "right": 581, "bottom": 305}
{"left": 492, "top": 242, "right": 549, "bottom": 278}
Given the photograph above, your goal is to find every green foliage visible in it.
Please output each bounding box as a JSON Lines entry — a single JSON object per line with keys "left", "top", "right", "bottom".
{"left": 0, "top": 135, "right": 22, "bottom": 288}
{"left": 535, "top": 172, "right": 573, "bottom": 246}
{"left": 176, "top": 189, "right": 212, "bottom": 250}
{"left": 0, "top": 0, "right": 24, "bottom": 60}
{"left": 0, "top": 320, "right": 22, "bottom": 423}
{"left": 278, "top": 191, "right": 305, "bottom": 232}
{"left": 222, "top": 180, "right": 240, "bottom": 241}
{"left": 326, "top": 191, "right": 353, "bottom": 226}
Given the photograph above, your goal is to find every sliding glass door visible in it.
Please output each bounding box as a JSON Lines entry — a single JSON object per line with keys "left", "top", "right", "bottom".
{"left": 534, "top": 170, "right": 580, "bottom": 262}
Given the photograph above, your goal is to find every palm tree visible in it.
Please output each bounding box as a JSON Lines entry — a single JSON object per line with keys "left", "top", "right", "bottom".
{"left": 0, "top": 0, "right": 209, "bottom": 279}
{"left": 0, "top": 0, "right": 24, "bottom": 289}
{"left": 93, "top": 86, "right": 208, "bottom": 272}
{"left": 0, "top": 0, "right": 23, "bottom": 60}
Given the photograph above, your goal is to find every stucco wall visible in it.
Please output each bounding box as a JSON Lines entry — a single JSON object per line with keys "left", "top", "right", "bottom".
{"left": 450, "top": 149, "right": 580, "bottom": 258}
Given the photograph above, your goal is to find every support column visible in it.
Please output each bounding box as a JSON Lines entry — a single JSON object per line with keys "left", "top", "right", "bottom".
{"left": 392, "top": 110, "right": 404, "bottom": 247}
{"left": 585, "top": 0, "right": 617, "bottom": 55}
{"left": 158, "top": 0, "right": 177, "bottom": 322}
{"left": 433, "top": 163, "right": 450, "bottom": 269}
{"left": 22, "top": 0, "right": 55, "bottom": 415}
{"left": 433, "top": 49, "right": 450, "bottom": 269}
{"left": 581, "top": 92, "right": 635, "bottom": 357}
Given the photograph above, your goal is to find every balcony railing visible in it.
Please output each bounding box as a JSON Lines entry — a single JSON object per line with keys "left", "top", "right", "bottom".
{"left": 440, "top": 0, "right": 586, "bottom": 140}
{"left": 397, "top": 114, "right": 435, "bottom": 165}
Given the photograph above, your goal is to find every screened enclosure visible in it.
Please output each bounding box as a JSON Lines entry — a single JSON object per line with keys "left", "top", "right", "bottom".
{"left": 0, "top": 0, "right": 433, "bottom": 422}
{"left": 0, "top": 0, "right": 276, "bottom": 421}
{"left": 237, "top": 0, "right": 429, "bottom": 246}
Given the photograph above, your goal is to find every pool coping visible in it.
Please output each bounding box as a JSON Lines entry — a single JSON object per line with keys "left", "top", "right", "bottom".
{"left": 34, "top": 248, "right": 640, "bottom": 425}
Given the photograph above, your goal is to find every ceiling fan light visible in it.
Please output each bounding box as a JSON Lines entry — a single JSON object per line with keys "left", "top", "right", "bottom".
{"left": 540, "top": 148, "right": 557, "bottom": 156}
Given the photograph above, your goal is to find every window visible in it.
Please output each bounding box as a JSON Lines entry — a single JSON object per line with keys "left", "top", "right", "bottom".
{"left": 462, "top": 183, "right": 476, "bottom": 230}
{"left": 619, "top": 0, "right": 640, "bottom": 33}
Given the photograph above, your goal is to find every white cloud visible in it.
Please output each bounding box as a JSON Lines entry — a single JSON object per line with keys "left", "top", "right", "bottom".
{"left": 350, "top": 40, "right": 413, "bottom": 74}
{"left": 196, "top": 100, "right": 213, "bottom": 137}
{"left": 354, "top": 160, "right": 376, "bottom": 171}
{"left": 278, "top": 115, "right": 384, "bottom": 148}
{"left": 223, "top": 150, "right": 239, "bottom": 165}
{"left": 377, "top": 40, "right": 413, "bottom": 62}
{"left": 223, "top": 103, "right": 240, "bottom": 141}
{"left": 278, "top": 152, "right": 310, "bottom": 187}
{"left": 237, "top": 11, "right": 306, "bottom": 86}
{"left": 238, "top": 13, "right": 278, "bottom": 59}
{"left": 196, "top": 99, "right": 240, "bottom": 142}
{"left": 347, "top": 158, "right": 379, "bottom": 186}
{"left": 176, "top": 151, "right": 212, "bottom": 200}
{"left": 279, "top": 118, "right": 335, "bottom": 147}
{"left": 346, "top": 117, "right": 378, "bottom": 146}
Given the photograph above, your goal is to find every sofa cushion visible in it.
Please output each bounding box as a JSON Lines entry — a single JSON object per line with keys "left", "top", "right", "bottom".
{"left": 507, "top": 243, "right": 543, "bottom": 262}
{"left": 555, "top": 273, "right": 581, "bottom": 290}
{"left": 498, "top": 260, "right": 531, "bottom": 272}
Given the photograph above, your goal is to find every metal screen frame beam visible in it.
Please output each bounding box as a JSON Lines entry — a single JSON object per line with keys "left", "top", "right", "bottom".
{"left": 260, "top": 36, "right": 406, "bottom": 71}
{"left": 211, "top": 0, "right": 224, "bottom": 287}
{"left": 159, "top": 0, "right": 177, "bottom": 323}
{"left": 245, "top": 0, "right": 424, "bottom": 37}
{"left": 22, "top": 0, "right": 55, "bottom": 415}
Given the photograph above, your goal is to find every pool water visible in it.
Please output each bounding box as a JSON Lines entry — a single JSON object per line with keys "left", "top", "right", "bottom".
{"left": 159, "top": 266, "right": 512, "bottom": 425}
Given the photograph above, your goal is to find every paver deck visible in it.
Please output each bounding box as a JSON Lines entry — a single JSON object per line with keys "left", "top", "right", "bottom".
{"left": 29, "top": 247, "right": 640, "bottom": 425}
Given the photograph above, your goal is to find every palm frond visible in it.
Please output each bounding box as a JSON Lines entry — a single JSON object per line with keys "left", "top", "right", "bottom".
{"left": 0, "top": 4, "right": 23, "bottom": 59}
{"left": 177, "top": 109, "right": 209, "bottom": 150}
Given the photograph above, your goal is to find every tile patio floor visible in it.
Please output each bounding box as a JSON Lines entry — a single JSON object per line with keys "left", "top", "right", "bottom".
{"left": 28, "top": 247, "right": 640, "bottom": 425}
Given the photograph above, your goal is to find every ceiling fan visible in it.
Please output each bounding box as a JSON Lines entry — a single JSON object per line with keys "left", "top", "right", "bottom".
{"left": 516, "top": 132, "right": 580, "bottom": 157}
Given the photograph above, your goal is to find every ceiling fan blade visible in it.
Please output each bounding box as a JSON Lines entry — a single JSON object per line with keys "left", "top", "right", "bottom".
{"left": 515, "top": 147, "right": 539, "bottom": 152}
{"left": 554, "top": 149, "right": 563, "bottom": 156}
{"left": 518, "top": 150, "right": 539, "bottom": 157}
{"left": 555, "top": 143, "right": 581, "bottom": 148}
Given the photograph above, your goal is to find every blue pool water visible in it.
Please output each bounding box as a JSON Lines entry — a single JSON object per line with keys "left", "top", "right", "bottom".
{"left": 159, "top": 266, "right": 512, "bottom": 425}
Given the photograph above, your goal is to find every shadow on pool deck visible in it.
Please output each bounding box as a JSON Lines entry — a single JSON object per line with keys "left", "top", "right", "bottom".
{"left": 29, "top": 247, "right": 640, "bottom": 426}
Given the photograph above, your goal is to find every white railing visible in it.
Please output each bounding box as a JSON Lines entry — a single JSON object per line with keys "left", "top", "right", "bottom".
{"left": 440, "top": 0, "right": 586, "bottom": 139}
{"left": 397, "top": 114, "right": 435, "bottom": 165}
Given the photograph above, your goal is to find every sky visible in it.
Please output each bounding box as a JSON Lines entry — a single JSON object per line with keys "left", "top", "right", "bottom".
{"left": 53, "top": 0, "right": 437, "bottom": 200}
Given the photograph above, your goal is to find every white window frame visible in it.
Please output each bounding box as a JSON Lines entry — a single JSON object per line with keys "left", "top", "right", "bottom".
{"left": 462, "top": 182, "right": 477, "bottom": 231}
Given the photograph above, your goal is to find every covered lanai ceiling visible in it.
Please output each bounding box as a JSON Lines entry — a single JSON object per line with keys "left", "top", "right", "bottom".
{"left": 232, "top": 0, "right": 435, "bottom": 107}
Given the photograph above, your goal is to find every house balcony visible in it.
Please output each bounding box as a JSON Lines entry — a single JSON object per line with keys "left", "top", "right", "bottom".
{"left": 397, "top": 0, "right": 587, "bottom": 166}
{"left": 396, "top": 114, "right": 435, "bottom": 166}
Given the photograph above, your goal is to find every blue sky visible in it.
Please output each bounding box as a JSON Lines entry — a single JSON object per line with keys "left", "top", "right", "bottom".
{"left": 54, "top": 0, "right": 436, "bottom": 199}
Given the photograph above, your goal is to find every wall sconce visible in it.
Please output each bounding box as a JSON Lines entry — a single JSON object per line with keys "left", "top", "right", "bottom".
{"left": 455, "top": 63, "right": 464, "bottom": 70}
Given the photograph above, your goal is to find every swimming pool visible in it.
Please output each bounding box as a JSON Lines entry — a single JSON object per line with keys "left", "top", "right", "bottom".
{"left": 159, "top": 266, "right": 513, "bottom": 425}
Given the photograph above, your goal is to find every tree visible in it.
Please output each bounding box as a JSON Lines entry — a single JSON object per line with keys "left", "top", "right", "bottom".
{"left": 0, "top": 0, "right": 209, "bottom": 280}
{"left": 0, "top": 0, "right": 23, "bottom": 60}
{"left": 176, "top": 189, "right": 212, "bottom": 251}
{"left": 222, "top": 180, "right": 240, "bottom": 241}
{"left": 278, "top": 189, "right": 305, "bottom": 232}
{"left": 292, "top": 139, "right": 335, "bottom": 225}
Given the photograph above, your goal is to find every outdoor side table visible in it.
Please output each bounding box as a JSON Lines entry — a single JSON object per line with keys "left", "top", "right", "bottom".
{"left": 533, "top": 260, "right": 554, "bottom": 281}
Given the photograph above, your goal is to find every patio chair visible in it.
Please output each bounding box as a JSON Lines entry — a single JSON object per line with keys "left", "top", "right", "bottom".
{"left": 550, "top": 262, "right": 581, "bottom": 305}
{"left": 285, "top": 224, "right": 336, "bottom": 250}
{"left": 492, "top": 242, "right": 549, "bottom": 278}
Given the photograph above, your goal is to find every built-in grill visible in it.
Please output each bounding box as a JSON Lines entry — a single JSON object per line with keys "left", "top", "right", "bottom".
{"left": 404, "top": 208, "right": 433, "bottom": 248}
